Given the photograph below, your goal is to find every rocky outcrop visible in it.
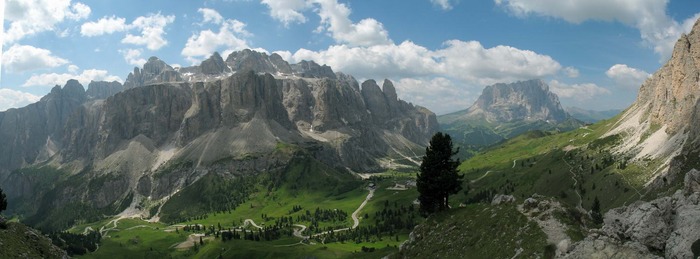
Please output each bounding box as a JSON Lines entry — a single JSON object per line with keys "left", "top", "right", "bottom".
{"left": 86, "top": 80, "right": 124, "bottom": 100}
{"left": 563, "top": 169, "right": 700, "bottom": 259}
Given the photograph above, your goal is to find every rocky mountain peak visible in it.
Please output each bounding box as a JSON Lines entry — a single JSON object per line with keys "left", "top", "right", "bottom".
{"left": 225, "top": 49, "right": 293, "bottom": 74}
{"left": 124, "top": 56, "right": 182, "bottom": 89}
{"left": 200, "top": 52, "right": 230, "bottom": 75}
{"left": 467, "top": 79, "right": 568, "bottom": 123}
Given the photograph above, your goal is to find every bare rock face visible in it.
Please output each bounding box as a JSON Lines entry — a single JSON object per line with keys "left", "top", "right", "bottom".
{"left": 602, "top": 198, "right": 674, "bottom": 250}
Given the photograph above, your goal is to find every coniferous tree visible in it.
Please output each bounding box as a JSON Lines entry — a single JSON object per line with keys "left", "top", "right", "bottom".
{"left": 0, "top": 187, "right": 6, "bottom": 214}
{"left": 591, "top": 196, "right": 603, "bottom": 224}
{"left": 417, "top": 132, "right": 463, "bottom": 216}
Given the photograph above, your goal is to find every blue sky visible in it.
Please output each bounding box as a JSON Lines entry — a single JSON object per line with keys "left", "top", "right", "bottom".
{"left": 1, "top": 0, "right": 699, "bottom": 114}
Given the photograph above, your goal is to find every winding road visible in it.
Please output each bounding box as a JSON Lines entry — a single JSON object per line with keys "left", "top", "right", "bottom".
{"left": 287, "top": 187, "right": 375, "bottom": 240}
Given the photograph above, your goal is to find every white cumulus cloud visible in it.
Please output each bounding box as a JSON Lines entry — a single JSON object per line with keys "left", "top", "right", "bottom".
{"left": 289, "top": 39, "right": 564, "bottom": 88}
{"left": 313, "top": 0, "right": 392, "bottom": 47}
{"left": 119, "top": 49, "right": 147, "bottom": 67}
{"left": 198, "top": 8, "right": 224, "bottom": 25}
{"left": 0, "top": 88, "right": 41, "bottom": 112}
{"left": 182, "top": 10, "right": 253, "bottom": 64}
{"left": 395, "top": 77, "right": 470, "bottom": 114}
{"left": 606, "top": 64, "right": 650, "bottom": 89}
{"left": 261, "top": 0, "right": 310, "bottom": 26}
{"left": 495, "top": 0, "right": 700, "bottom": 62}
{"left": 4, "top": 0, "right": 91, "bottom": 44}
{"left": 435, "top": 40, "right": 562, "bottom": 85}
{"left": 431, "top": 0, "right": 454, "bottom": 10}
{"left": 564, "top": 67, "right": 579, "bottom": 78}
{"left": 2, "top": 44, "right": 69, "bottom": 72}
{"left": 80, "top": 16, "right": 128, "bottom": 36}
{"left": 23, "top": 69, "right": 122, "bottom": 87}
{"left": 548, "top": 80, "right": 610, "bottom": 100}
{"left": 121, "top": 13, "right": 176, "bottom": 50}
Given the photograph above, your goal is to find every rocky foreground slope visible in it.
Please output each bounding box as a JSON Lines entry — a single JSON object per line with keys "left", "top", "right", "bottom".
{"left": 0, "top": 50, "right": 437, "bottom": 229}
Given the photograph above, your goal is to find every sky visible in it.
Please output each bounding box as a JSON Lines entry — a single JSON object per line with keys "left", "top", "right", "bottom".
{"left": 1, "top": 0, "right": 700, "bottom": 115}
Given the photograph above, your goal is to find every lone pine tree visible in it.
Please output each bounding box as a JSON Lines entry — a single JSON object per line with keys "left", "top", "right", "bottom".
{"left": 417, "top": 132, "right": 463, "bottom": 216}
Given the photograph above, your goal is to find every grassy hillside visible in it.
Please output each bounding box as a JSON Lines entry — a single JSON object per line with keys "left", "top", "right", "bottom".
{"left": 395, "top": 203, "right": 548, "bottom": 259}
{"left": 0, "top": 222, "right": 68, "bottom": 259}
{"left": 438, "top": 114, "right": 582, "bottom": 159}
{"left": 455, "top": 114, "right": 679, "bottom": 214}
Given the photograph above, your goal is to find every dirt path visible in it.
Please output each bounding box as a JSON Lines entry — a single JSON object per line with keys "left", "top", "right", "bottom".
{"left": 243, "top": 219, "right": 263, "bottom": 229}
{"left": 512, "top": 159, "right": 517, "bottom": 168}
{"left": 563, "top": 151, "right": 586, "bottom": 213}
{"left": 471, "top": 170, "right": 494, "bottom": 183}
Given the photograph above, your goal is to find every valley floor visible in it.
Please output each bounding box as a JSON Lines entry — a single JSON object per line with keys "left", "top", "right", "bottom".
{"left": 73, "top": 175, "right": 417, "bottom": 258}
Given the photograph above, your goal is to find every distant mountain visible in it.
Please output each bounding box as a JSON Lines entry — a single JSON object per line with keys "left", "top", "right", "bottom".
{"left": 0, "top": 50, "right": 437, "bottom": 231}
{"left": 565, "top": 107, "right": 621, "bottom": 123}
{"left": 438, "top": 79, "right": 582, "bottom": 157}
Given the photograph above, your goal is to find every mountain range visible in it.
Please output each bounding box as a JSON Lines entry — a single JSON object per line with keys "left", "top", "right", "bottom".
{"left": 0, "top": 49, "right": 437, "bottom": 230}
